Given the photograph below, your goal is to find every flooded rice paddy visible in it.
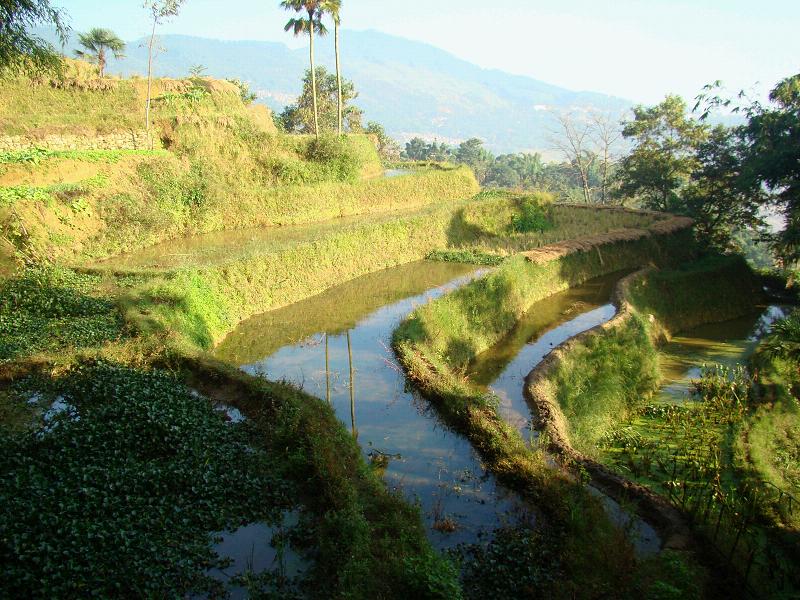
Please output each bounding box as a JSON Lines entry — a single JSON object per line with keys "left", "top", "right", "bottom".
{"left": 657, "top": 305, "right": 787, "bottom": 403}
{"left": 214, "top": 261, "right": 635, "bottom": 551}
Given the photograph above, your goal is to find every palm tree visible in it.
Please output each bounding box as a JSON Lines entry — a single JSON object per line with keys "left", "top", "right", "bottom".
{"left": 322, "top": 0, "right": 343, "bottom": 135}
{"left": 281, "top": 0, "right": 327, "bottom": 138}
{"left": 74, "top": 28, "right": 126, "bottom": 78}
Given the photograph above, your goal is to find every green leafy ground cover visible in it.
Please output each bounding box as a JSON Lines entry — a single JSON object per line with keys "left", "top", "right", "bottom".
{"left": 0, "top": 268, "right": 126, "bottom": 362}
{"left": 0, "top": 362, "right": 295, "bottom": 598}
{"left": 0, "top": 148, "right": 168, "bottom": 165}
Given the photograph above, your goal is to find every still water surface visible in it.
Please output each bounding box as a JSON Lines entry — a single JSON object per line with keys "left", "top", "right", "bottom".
{"left": 214, "top": 262, "right": 637, "bottom": 553}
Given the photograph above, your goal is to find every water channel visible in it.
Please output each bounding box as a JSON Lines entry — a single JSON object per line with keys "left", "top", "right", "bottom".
{"left": 656, "top": 305, "right": 787, "bottom": 403}
{"left": 213, "top": 262, "right": 642, "bottom": 554}
{"left": 206, "top": 259, "right": 789, "bottom": 593}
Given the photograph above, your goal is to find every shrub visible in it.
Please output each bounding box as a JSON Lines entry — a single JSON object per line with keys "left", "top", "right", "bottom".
{"left": 510, "top": 197, "right": 553, "bottom": 233}
{"left": 305, "top": 134, "right": 364, "bottom": 183}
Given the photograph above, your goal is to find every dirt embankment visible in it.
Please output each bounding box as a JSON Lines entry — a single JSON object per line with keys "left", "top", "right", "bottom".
{"left": 523, "top": 269, "right": 695, "bottom": 550}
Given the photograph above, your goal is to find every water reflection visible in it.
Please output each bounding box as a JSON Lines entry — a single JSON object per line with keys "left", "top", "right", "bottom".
{"left": 217, "top": 261, "right": 533, "bottom": 549}
{"left": 468, "top": 271, "right": 629, "bottom": 442}
{"left": 658, "top": 305, "right": 788, "bottom": 402}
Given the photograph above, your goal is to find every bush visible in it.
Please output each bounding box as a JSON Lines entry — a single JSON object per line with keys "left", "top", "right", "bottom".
{"left": 510, "top": 197, "right": 553, "bottom": 233}
{"left": 305, "top": 134, "right": 365, "bottom": 183}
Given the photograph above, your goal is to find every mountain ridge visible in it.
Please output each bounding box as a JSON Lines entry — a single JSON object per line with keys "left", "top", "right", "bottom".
{"left": 39, "top": 28, "right": 633, "bottom": 154}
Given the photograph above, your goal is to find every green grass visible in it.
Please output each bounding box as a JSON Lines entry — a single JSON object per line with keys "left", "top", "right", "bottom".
{"left": 0, "top": 78, "right": 142, "bottom": 136}
{"left": 2, "top": 155, "right": 478, "bottom": 265}
{"left": 4, "top": 66, "right": 462, "bottom": 264}
{"left": 400, "top": 228, "right": 695, "bottom": 374}
{"left": 548, "top": 256, "right": 762, "bottom": 455}
{"left": 748, "top": 397, "right": 800, "bottom": 498}
{"left": 119, "top": 200, "right": 480, "bottom": 350}
{"left": 552, "top": 314, "right": 659, "bottom": 454}
{"left": 453, "top": 190, "right": 663, "bottom": 256}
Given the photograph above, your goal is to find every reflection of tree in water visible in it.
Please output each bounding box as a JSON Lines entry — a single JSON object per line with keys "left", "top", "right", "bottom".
{"left": 347, "top": 331, "right": 357, "bottom": 440}
{"left": 748, "top": 306, "right": 788, "bottom": 341}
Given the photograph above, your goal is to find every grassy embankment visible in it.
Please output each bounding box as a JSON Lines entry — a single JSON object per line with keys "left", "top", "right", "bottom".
{"left": 546, "top": 255, "right": 762, "bottom": 456}
{"left": 747, "top": 340, "right": 800, "bottom": 522}
{"left": 1, "top": 63, "right": 491, "bottom": 268}
{"left": 393, "top": 216, "right": 707, "bottom": 597}
{"left": 531, "top": 254, "right": 800, "bottom": 595}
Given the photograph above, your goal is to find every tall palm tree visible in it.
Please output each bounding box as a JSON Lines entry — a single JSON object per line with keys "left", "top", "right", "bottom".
{"left": 322, "top": 0, "right": 343, "bottom": 135}
{"left": 281, "top": 1, "right": 327, "bottom": 138}
{"left": 74, "top": 28, "right": 126, "bottom": 78}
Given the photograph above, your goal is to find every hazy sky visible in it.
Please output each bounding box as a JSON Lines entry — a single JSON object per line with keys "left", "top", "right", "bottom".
{"left": 57, "top": 0, "right": 799, "bottom": 104}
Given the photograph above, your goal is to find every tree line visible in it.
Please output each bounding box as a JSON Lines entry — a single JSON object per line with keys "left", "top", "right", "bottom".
{"left": 401, "top": 134, "right": 618, "bottom": 205}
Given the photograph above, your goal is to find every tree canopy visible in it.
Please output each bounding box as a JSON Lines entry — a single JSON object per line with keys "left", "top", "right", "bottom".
{"left": 0, "top": 0, "right": 68, "bottom": 73}
{"left": 279, "top": 66, "right": 363, "bottom": 134}
{"left": 616, "top": 95, "right": 708, "bottom": 213}
{"left": 737, "top": 74, "right": 800, "bottom": 262}
{"left": 75, "top": 28, "right": 126, "bottom": 77}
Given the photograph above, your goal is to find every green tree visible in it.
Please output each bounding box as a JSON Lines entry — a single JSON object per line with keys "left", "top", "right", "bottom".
{"left": 402, "top": 138, "right": 454, "bottom": 162}
{"left": 683, "top": 126, "right": 763, "bottom": 250}
{"left": 455, "top": 138, "right": 494, "bottom": 183}
{"left": 226, "top": 78, "right": 257, "bottom": 104}
{"left": 364, "top": 121, "right": 400, "bottom": 161}
{"left": 739, "top": 74, "right": 800, "bottom": 262}
{"left": 321, "top": 0, "right": 343, "bottom": 135}
{"left": 143, "top": 0, "right": 187, "bottom": 142}
{"left": 403, "top": 137, "right": 430, "bottom": 161}
{"left": 74, "top": 28, "right": 125, "bottom": 77}
{"left": 0, "top": 0, "right": 68, "bottom": 73}
{"left": 617, "top": 95, "right": 708, "bottom": 211}
{"left": 280, "top": 66, "right": 362, "bottom": 134}
{"left": 485, "top": 153, "right": 545, "bottom": 190}
{"left": 281, "top": 0, "right": 327, "bottom": 139}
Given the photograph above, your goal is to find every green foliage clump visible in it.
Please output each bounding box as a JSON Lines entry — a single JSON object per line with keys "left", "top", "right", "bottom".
{"left": 761, "top": 311, "right": 800, "bottom": 362}
{"left": 304, "top": 134, "right": 365, "bottom": 182}
{"left": 0, "top": 362, "right": 292, "bottom": 598}
{"left": 426, "top": 249, "right": 506, "bottom": 266}
{"left": 0, "top": 268, "right": 125, "bottom": 361}
{"left": 510, "top": 197, "right": 553, "bottom": 233}
{"left": 456, "top": 527, "right": 562, "bottom": 598}
{"left": 0, "top": 148, "right": 166, "bottom": 165}
{"left": 0, "top": 147, "right": 50, "bottom": 164}
{"left": 0, "top": 185, "right": 52, "bottom": 206}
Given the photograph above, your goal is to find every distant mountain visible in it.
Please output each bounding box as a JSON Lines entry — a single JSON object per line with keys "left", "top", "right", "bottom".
{"left": 41, "top": 29, "right": 633, "bottom": 154}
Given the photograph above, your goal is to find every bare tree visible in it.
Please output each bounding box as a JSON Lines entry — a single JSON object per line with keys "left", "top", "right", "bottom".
{"left": 590, "top": 111, "right": 624, "bottom": 204}
{"left": 143, "top": 0, "right": 187, "bottom": 146}
{"left": 550, "top": 111, "right": 596, "bottom": 203}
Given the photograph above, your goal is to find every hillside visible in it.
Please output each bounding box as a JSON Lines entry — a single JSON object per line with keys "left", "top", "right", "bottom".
{"left": 40, "top": 28, "right": 632, "bottom": 154}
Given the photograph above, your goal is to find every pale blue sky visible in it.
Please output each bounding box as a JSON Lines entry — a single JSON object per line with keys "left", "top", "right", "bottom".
{"left": 57, "top": 0, "right": 799, "bottom": 104}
